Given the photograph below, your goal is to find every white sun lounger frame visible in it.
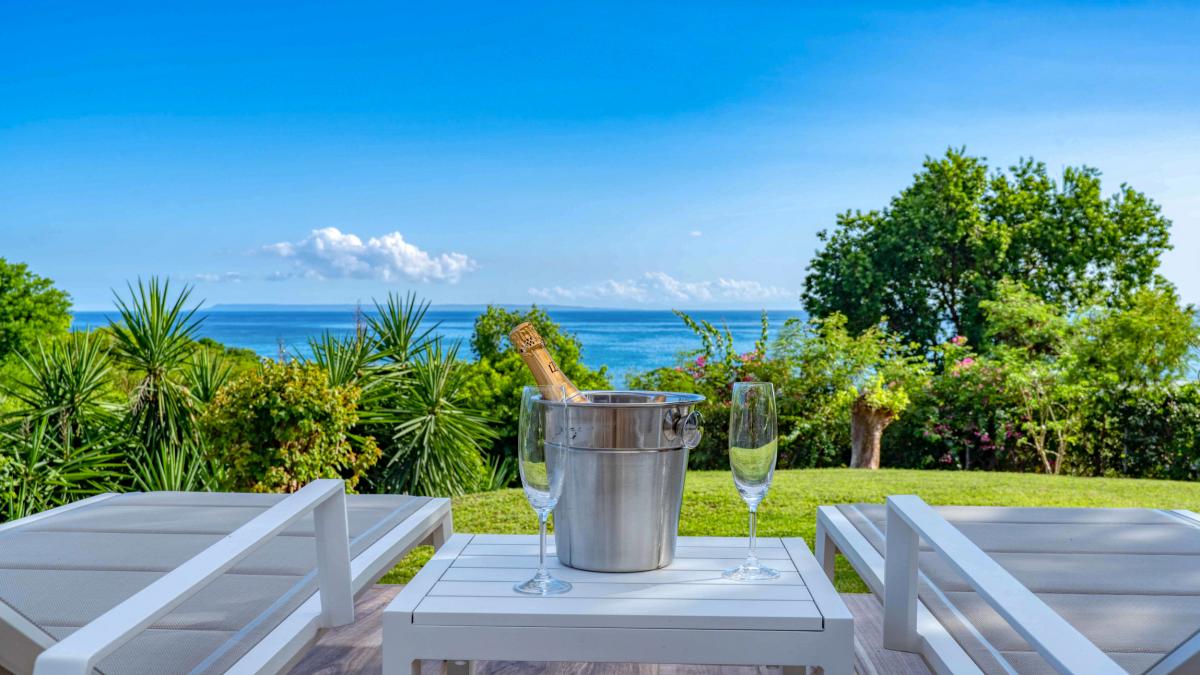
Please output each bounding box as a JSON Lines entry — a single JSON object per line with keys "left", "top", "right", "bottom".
{"left": 817, "top": 497, "right": 1200, "bottom": 675}
{"left": 19, "top": 480, "right": 452, "bottom": 675}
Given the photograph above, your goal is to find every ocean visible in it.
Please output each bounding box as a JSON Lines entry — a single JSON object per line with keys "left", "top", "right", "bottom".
{"left": 71, "top": 308, "right": 806, "bottom": 384}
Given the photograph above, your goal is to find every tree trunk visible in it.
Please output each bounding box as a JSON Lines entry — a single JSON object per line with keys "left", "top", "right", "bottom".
{"left": 850, "top": 395, "right": 896, "bottom": 469}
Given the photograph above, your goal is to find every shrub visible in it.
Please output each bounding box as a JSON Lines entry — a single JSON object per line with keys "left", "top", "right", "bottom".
{"left": 202, "top": 361, "right": 381, "bottom": 493}
{"left": 1076, "top": 385, "right": 1200, "bottom": 480}
{"left": 461, "top": 305, "right": 609, "bottom": 464}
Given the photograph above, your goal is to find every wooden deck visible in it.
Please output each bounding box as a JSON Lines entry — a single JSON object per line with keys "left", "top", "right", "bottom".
{"left": 289, "top": 586, "right": 932, "bottom": 675}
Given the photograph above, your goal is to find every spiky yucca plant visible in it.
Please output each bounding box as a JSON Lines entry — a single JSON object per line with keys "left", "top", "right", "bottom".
{"left": 0, "top": 419, "right": 123, "bottom": 521}
{"left": 2, "top": 331, "right": 118, "bottom": 447}
{"left": 110, "top": 278, "right": 202, "bottom": 453}
{"left": 378, "top": 340, "right": 496, "bottom": 496}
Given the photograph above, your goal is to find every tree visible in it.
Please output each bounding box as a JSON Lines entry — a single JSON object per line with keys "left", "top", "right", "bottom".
{"left": 802, "top": 148, "right": 1172, "bottom": 351}
{"left": 0, "top": 259, "right": 72, "bottom": 360}
{"left": 776, "top": 314, "right": 929, "bottom": 469}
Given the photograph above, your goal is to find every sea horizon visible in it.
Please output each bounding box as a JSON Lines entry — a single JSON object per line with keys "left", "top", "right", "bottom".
{"left": 71, "top": 306, "right": 807, "bottom": 384}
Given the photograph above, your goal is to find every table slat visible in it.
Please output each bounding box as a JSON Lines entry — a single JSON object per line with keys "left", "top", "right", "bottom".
{"left": 439, "top": 566, "right": 808, "bottom": 585}
{"left": 451, "top": 555, "right": 799, "bottom": 572}
{"left": 413, "top": 596, "right": 823, "bottom": 631}
{"left": 428, "top": 580, "right": 814, "bottom": 602}
{"left": 461, "top": 543, "right": 792, "bottom": 561}
{"left": 468, "top": 534, "right": 785, "bottom": 548}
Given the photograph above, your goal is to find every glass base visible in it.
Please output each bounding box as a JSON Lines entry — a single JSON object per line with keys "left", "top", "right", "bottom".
{"left": 513, "top": 570, "right": 572, "bottom": 595}
{"left": 723, "top": 559, "right": 781, "bottom": 581}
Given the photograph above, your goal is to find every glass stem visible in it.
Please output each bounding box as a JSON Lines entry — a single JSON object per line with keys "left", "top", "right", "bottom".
{"left": 538, "top": 511, "right": 549, "bottom": 576}
{"left": 748, "top": 506, "right": 759, "bottom": 563}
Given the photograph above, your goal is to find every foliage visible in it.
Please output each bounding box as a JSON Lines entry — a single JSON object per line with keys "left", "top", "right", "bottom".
{"left": 1076, "top": 385, "right": 1200, "bottom": 480}
{"left": 628, "top": 310, "right": 766, "bottom": 467}
{"left": 632, "top": 311, "right": 928, "bottom": 470}
{"left": 0, "top": 258, "right": 72, "bottom": 360}
{"left": 1071, "top": 285, "right": 1200, "bottom": 389}
{"left": 802, "top": 148, "right": 1173, "bottom": 350}
{"left": 374, "top": 340, "right": 497, "bottom": 497}
{"left": 461, "top": 305, "right": 610, "bottom": 461}
{"left": 110, "top": 278, "right": 205, "bottom": 455}
{"left": 1, "top": 331, "right": 119, "bottom": 446}
{"left": 202, "top": 360, "right": 381, "bottom": 493}
{"left": 911, "top": 280, "right": 1200, "bottom": 475}
{"left": 0, "top": 419, "right": 124, "bottom": 522}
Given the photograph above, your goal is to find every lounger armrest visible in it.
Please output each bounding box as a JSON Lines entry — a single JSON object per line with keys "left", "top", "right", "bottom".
{"left": 33, "top": 479, "right": 354, "bottom": 675}
{"left": 883, "top": 495, "right": 1124, "bottom": 675}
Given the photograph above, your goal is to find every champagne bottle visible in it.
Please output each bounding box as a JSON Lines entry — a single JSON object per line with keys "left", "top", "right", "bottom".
{"left": 509, "top": 322, "right": 584, "bottom": 401}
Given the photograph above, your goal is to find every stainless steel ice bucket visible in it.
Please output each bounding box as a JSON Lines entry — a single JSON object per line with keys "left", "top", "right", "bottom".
{"left": 552, "top": 390, "right": 704, "bottom": 572}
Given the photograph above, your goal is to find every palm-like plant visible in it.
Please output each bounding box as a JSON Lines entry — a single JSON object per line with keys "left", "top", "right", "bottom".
{"left": 0, "top": 419, "right": 124, "bottom": 522}
{"left": 129, "top": 441, "right": 216, "bottom": 492}
{"left": 110, "top": 278, "right": 203, "bottom": 455}
{"left": 2, "top": 331, "right": 118, "bottom": 447}
{"left": 377, "top": 339, "right": 497, "bottom": 496}
{"left": 186, "top": 347, "right": 233, "bottom": 406}
{"left": 368, "top": 292, "right": 437, "bottom": 364}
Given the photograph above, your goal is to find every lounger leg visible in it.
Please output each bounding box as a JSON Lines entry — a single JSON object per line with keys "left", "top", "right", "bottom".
{"left": 816, "top": 526, "right": 837, "bottom": 582}
{"left": 430, "top": 513, "right": 453, "bottom": 549}
{"left": 883, "top": 502, "right": 920, "bottom": 653}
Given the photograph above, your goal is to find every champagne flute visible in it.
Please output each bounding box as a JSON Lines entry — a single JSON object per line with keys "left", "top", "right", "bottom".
{"left": 724, "top": 381, "right": 780, "bottom": 581}
{"left": 513, "top": 385, "right": 572, "bottom": 595}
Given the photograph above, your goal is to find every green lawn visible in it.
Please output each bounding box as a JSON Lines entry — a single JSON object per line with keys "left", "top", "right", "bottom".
{"left": 381, "top": 468, "right": 1200, "bottom": 592}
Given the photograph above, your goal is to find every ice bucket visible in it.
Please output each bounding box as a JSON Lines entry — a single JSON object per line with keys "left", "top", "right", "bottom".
{"left": 552, "top": 390, "right": 704, "bottom": 572}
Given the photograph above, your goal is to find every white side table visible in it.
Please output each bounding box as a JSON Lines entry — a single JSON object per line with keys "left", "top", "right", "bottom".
{"left": 383, "top": 534, "right": 853, "bottom": 675}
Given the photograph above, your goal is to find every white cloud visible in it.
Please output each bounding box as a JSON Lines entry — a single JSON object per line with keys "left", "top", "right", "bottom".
{"left": 192, "top": 272, "right": 243, "bottom": 283}
{"left": 529, "top": 272, "right": 795, "bottom": 305}
{"left": 688, "top": 230, "right": 703, "bottom": 237}
{"left": 263, "top": 227, "right": 476, "bottom": 283}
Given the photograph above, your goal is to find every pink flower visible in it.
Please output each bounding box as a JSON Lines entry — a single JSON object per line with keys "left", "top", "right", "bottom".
{"left": 939, "top": 453, "right": 954, "bottom": 464}
{"left": 950, "top": 335, "right": 966, "bottom": 346}
{"left": 695, "top": 355, "right": 707, "bottom": 367}
{"left": 957, "top": 357, "right": 975, "bottom": 368}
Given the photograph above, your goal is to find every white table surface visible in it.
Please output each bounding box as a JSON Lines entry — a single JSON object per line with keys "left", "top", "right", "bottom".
{"left": 383, "top": 534, "right": 854, "bottom": 675}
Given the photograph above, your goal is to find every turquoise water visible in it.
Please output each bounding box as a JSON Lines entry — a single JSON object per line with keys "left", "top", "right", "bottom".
{"left": 71, "top": 308, "right": 805, "bottom": 383}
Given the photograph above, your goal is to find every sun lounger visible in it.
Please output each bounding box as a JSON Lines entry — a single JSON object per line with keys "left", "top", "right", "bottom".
{"left": 816, "top": 496, "right": 1200, "bottom": 674}
{"left": 0, "top": 480, "right": 451, "bottom": 675}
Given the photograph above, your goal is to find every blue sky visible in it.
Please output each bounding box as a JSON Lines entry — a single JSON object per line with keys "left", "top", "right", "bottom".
{"left": 2, "top": 2, "right": 1197, "bottom": 310}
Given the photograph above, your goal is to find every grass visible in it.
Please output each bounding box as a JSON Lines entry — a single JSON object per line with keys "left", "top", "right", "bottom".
{"left": 380, "top": 468, "right": 1200, "bottom": 592}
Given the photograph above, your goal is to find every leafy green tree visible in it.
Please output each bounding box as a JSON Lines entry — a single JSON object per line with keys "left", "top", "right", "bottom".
{"left": 775, "top": 314, "right": 929, "bottom": 469}
{"left": 0, "top": 258, "right": 72, "bottom": 360}
{"left": 1071, "top": 285, "right": 1199, "bottom": 390}
{"left": 803, "top": 148, "right": 1172, "bottom": 350}
{"left": 202, "top": 360, "right": 381, "bottom": 493}
{"left": 462, "top": 306, "right": 610, "bottom": 461}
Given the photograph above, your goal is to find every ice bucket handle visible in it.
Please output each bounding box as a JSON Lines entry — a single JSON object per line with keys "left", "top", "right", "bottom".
{"left": 675, "top": 410, "right": 703, "bottom": 449}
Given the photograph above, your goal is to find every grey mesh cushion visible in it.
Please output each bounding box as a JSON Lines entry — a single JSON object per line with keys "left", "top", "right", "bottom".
{"left": 837, "top": 504, "right": 1200, "bottom": 675}
{"left": 0, "top": 491, "right": 431, "bottom": 675}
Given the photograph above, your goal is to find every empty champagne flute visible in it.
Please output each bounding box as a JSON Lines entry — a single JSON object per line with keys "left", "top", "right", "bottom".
{"left": 513, "top": 384, "right": 573, "bottom": 595}
{"left": 724, "top": 381, "right": 780, "bottom": 581}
